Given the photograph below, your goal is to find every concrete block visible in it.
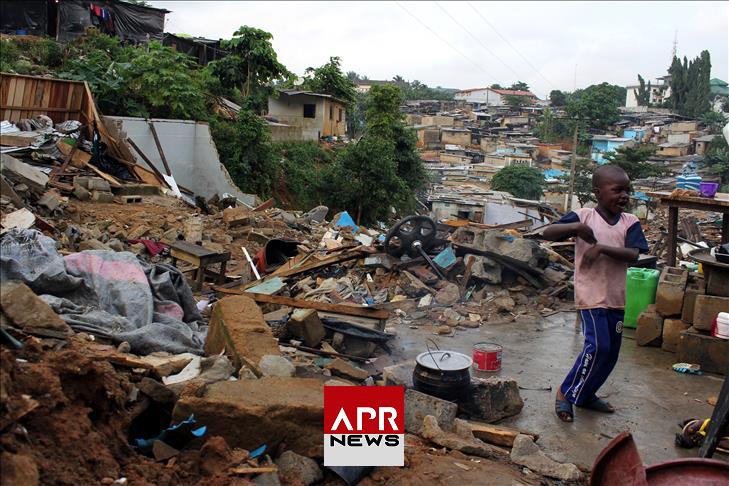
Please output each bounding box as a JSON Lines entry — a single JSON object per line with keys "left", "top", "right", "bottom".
{"left": 37, "top": 192, "right": 60, "bottom": 211}
{"left": 706, "top": 269, "right": 729, "bottom": 297}
{"left": 1, "top": 154, "right": 48, "bottom": 193}
{"left": 223, "top": 206, "right": 252, "bottom": 227}
{"left": 121, "top": 195, "right": 142, "bottom": 204}
{"left": 678, "top": 328, "right": 729, "bottom": 375}
{"left": 87, "top": 177, "right": 111, "bottom": 192}
{"left": 458, "top": 377, "right": 524, "bottom": 423}
{"left": 286, "top": 308, "right": 325, "bottom": 347}
{"left": 204, "top": 295, "right": 281, "bottom": 373}
{"left": 383, "top": 361, "right": 415, "bottom": 387}
{"left": 693, "top": 295, "right": 729, "bottom": 332}
{"left": 661, "top": 318, "right": 690, "bottom": 353}
{"left": 173, "top": 378, "right": 324, "bottom": 456}
{"left": 655, "top": 267, "right": 688, "bottom": 317}
{"left": 73, "top": 183, "right": 91, "bottom": 201}
{"left": 681, "top": 279, "right": 705, "bottom": 325}
{"left": 114, "top": 184, "right": 163, "bottom": 196}
{"left": 636, "top": 304, "right": 663, "bottom": 347}
{"left": 404, "top": 388, "right": 458, "bottom": 434}
{"left": 91, "top": 190, "right": 114, "bottom": 203}
{"left": 73, "top": 176, "right": 92, "bottom": 189}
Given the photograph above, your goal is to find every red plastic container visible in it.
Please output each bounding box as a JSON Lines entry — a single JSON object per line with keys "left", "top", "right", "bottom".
{"left": 472, "top": 342, "right": 502, "bottom": 371}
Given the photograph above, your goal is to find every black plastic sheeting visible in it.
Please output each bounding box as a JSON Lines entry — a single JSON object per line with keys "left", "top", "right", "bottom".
{"left": 58, "top": 0, "right": 166, "bottom": 43}
{"left": 0, "top": 0, "right": 48, "bottom": 36}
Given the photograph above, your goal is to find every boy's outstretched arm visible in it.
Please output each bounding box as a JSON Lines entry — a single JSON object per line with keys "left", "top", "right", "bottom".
{"left": 543, "top": 222, "right": 597, "bottom": 244}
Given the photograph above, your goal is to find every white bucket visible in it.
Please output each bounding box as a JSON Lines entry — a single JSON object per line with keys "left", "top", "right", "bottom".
{"left": 715, "top": 312, "right": 729, "bottom": 340}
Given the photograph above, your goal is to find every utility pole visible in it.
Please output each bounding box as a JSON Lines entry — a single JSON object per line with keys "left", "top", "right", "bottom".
{"left": 567, "top": 122, "right": 579, "bottom": 211}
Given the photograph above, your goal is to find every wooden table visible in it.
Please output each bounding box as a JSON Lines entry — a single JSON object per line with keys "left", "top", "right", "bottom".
{"left": 170, "top": 241, "right": 231, "bottom": 291}
{"left": 647, "top": 191, "right": 729, "bottom": 267}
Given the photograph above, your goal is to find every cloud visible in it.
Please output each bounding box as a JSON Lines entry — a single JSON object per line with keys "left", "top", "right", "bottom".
{"left": 152, "top": 0, "right": 728, "bottom": 98}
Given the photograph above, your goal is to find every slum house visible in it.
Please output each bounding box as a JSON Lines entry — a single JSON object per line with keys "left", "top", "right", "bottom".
{"left": 454, "top": 87, "right": 538, "bottom": 108}
{"left": 0, "top": 0, "right": 168, "bottom": 43}
{"left": 590, "top": 135, "right": 635, "bottom": 164}
{"left": 162, "top": 34, "right": 228, "bottom": 66}
{"left": 267, "top": 89, "right": 346, "bottom": 141}
{"left": 440, "top": 127, "right": 472, "bottom": 146}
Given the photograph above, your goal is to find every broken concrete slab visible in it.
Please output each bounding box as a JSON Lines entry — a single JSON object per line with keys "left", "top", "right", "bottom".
{"left": 636, "top": 304, "right": 663, "bottom": 347}
{"left": 459, "top": 377, "right": 524, "bottom": 423}
{"left": 510, "top": 434, "right": 583, "bottom": 481}
{"left": 465, "top": 254, "right": 502, "bottom": 284}
{"left": 223, "top": 206, "right": 252, "bottom": 227}
{"left": 404, "top": 388, "right": 457, "bottom": 434}
{"left": 1, "top": 208, "right": 35, "bottom": 232}
{"left": 0, "top": 174, "right": 24, "bottom": 208}
{"left": 286, "top": 308, "right": 325, "bottom": 347}
{"left": 0, "top": 282, "right": 70, "bottom": 333}
{"left": 325, "top": 358, "right": 369, "bottom": 381}
{"left": 173, "top": 377, "right": 324, "bottom": 456}
{"left": 661, "top": 319, "right": 690, "bottom": 353}
{"left": 453, "top": 227, "right": 549, "bottom": 268}
{"left": 1, "top": 154, "right": 49, "bottom": 193}
{"left": 73, "top": 182, "right": 91, "bottom": 201}
{"left": 204, "top": 295, "right": 281, "bottom": 374}
{"left": 420, "top": 415, "right": 508, "bottom": 460}
{"left": 275, "top": 451, "right": 323, "bottom": 486}
{"left": 399, "top": 271, "right": 433, "bottom": 298}
{"left": 383, "top": 361, "right": 415, "bottom": 387}
{"left": 678, "top": 328, "right": 729, "bottom": 375}
{"left": 138, "top": 377, "right": 177, "bottom": 404}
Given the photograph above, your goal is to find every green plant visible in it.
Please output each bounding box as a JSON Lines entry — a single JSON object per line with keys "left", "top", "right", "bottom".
{"left": 668, "top": 51, "right": 712, "bottom": 117}
{"left": 549, "top": 90, "right": 567, "bottom": 107}
{"left": 490, "top": 165, "right": 544, "bottom": 200}
{"left": 703, "top": 135, "right": 729, "bottom": 185}
{"left": 567, "top": 83, "right": 623, "bottom": 130}
{"left": 301, "top": 56, "right": 357, "bottom": 106}
{"left": 504, "top": 94, "right": 531, "bottom": 108}
{"left": 603, "top": 144, "right": 662, "bottom": 181}
{"left": 274, "top": 141, "right": 334, "bottom": 209}
{"left": 558, "top": 158, "right": 596, "bottom": 207}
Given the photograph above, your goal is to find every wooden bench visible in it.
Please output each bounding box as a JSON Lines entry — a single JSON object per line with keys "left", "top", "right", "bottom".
{"left": 170, "top": 241, "right": 231, "bottom": 291}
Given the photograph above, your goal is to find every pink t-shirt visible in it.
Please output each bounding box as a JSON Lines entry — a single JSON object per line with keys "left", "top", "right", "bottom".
{"left": 571, "top": 208, "right": 641, "bottom": 310}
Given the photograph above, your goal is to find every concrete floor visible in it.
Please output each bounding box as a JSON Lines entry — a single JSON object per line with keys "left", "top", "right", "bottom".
{"left": 383, "top": 311, "right": 727, "bottom": 470}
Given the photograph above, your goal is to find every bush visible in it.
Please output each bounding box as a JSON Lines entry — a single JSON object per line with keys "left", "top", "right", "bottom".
{"left": 490, "top": 165, "right": 545, "bottom": 200}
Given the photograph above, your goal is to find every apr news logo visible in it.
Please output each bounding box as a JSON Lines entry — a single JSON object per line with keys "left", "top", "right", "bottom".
{"left": 324, "top": 386, "right": 404, "bottom": 467}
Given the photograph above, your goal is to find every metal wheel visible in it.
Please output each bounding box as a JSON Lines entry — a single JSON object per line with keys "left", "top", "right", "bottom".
{"left": 384, "top": 215, "right": 437, "bottom": 257}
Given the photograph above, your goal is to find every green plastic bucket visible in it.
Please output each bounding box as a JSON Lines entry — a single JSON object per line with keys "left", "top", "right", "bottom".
{"left": 624, "top": 267, "right": 660, "bottom": 329}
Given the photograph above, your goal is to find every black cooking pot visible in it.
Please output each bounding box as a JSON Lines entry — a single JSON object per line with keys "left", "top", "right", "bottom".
{"left": 413, "top": 346, "right": 472, "bottom": 401}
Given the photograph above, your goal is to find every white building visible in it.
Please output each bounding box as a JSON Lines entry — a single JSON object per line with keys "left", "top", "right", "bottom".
{"left": 625, "top": 75, "right": 671, "bottom": 108}
{"left": 454, "top": 87, "right": 537, "bottom": 107}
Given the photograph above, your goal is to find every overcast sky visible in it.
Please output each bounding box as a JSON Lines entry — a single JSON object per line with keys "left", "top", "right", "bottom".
{"left": 151, "top": 1, "right": 728, "bottom": 98}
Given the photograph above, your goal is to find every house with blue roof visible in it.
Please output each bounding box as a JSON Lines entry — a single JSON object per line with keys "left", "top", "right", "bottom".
{"left": 591, "top": 135, "right": 634, "bottom": 164}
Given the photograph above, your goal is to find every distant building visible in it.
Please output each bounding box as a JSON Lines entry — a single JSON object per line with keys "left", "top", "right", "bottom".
{"left": 484, "top": 148, "right": 533, "bottom": 167}
{"left": 710, "top": 78, "right": 729, "bottom": 97}
{"left": 454, "top": 87, "right": 537, "bottom": 107}
{"left": 591, "top": 136, "right": 634, "bottom": 164}
{"left": 622, "top": 126, "right": 649, "bottom": 142}
{"left": 625, "top": 75, "right": 671, "bottom": 108}
{"left": 267, "top": 90, "right": 347, "bottom": 141}
{"left": 440, "top": 127, "right": 471, "bottom": 146}
{"left": 353, "top": 80, "right": 392, "bottom": 93}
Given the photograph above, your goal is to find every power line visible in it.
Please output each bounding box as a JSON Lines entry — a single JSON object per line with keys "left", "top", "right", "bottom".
{"left": 467, "top": 2, "right": 556, "bottom": 90}
{"left": 434, "top": 2, "right": 527, "bottom": 87}
{"left": 395, "top": 1, "right": 492, "bottom": 78}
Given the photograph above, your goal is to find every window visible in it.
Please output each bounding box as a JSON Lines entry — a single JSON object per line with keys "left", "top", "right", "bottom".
{"left": 338, "top": 108, "right": 343, "bottom": 122}
{"left": 303, "top": 104, "right": 316, "bottom": 118}
{"left": 329, "top": 105, "right": 333, "bottom": 120}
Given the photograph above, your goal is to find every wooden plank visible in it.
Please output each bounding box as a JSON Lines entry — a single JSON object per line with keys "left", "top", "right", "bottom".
{"left": 86, "top": 163, "right": 122, "bottom": 188}
{"left": 468, "top": 421, "right": 539, "bottom": 447}
{"left": 0, "top": 105, "right": 82, "bottom": 113}
{"left": 243, "top": 292, "right": 390, "bottom": 319}
{"left": 56, "top": 140, "right": 91, "bottom": 168}
{"left": 272, "top": 249, "right": 366, "bottom": 279}
{"left": 230, "top": 467, "right": 278, "bottom": 475}
{"left": 127, "top": 137, "right": 169, "bottom": 188}
{"left": 148, "top": 121, "right": 172, "bottom": 176}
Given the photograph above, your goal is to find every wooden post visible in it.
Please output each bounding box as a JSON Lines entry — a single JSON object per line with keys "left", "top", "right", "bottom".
{"left": 667, "top": 206, "right": 678, "bottom": 267}
{"left": 147, "top": 121, "right": 172, "bottom": 176}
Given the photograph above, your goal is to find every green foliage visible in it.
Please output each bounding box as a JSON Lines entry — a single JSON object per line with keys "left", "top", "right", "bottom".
{"left": 209, "top": 26, "right": 290, "bottom": 110}
{"left": 700, "top": 111, "right": 728, "bottom": 134}
{"left": 301, "top": 56, "right": 356, "bottom": 106}
{"left": 490, "top": 165, "right": 544, "bottom": 200}
{"left": 391, "top": 75, "right": 455, "bottom": 101}
{"left": 603, "top": 144, "right": 662, "bottom": 181}
{"left": 557, "top": 158, "right": 596, "bottom": 207}
{"left": 1, "top": 36, "right": 63, "bottom": 74}
{"left": 635, "top": 74, "right": 651, "bottom": 106}
{"left": 210, "top": 105, "right": 279, "bottom": 197}
{"left": 346, "top": 91, "right": 368, "bottom": 138}
{"left": 549, "top": 90, "right": 567, "bottom": 107}
{"left": 490, "top": 83, "right": 503, "bottom": 89}
{"left": 365, "top": 84, "right": 405, "bottom": 137}
{"left": 275, "top": 141, "right": 334, "bottom": 209}
{"left": 703, "top": 135, "right": 729, "bottom": 185}
{"left": 534, "top": 108, "right": 573, "bottom": 143}
{"left": 567, "top": 83, "right": 623, "bottom": 130}
{"left": 509, "top": 81, "right": 529, "bottom": 91}
{"left": 325, "top": 137, "right": 408, "bottom": 225}
{"left": 668, "top": 51, "right": 712, "bottom": 117}
{"left": 504, "top": 94, "right": 531, "bottom": 108}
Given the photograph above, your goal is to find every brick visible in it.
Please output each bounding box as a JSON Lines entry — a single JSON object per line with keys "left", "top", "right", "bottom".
{"left": 0, "top": 282, "right": 70, "bottom": 333}
{"left": 91, "top": 190, "right": 114, "bottom": 203}
{"left": 458, "top": 377, "right": 524, "bottom": 423}
{"left": 706, "top": 269, "right": 729, "bottom": 298}
{"left": 681, "top": 279, "right": 706, "bottom": 325}
{"left": 655, "top": 267, "right": 688, "bottom": 317}
{"left": 693, "top": 295, "right": 729, "bottom": 332}
{"left": 678, "top": 328, "right": 729, "bottom": 375}
{"left": 636, "top": 304, "right": 663, "bottom": 347}
{"left": 404, "top": 388, "right": 458, "bottom": 434}
{"left": 173, "top": 378, "right": 323, "bottom": 456}
{"left": 661, "top": 318, "right": 690, "bottom": 353}
{"left": 286, "top": 308, "right": 325, "bottom": 347}
{"left": 121, "top": 195, "right": 142, "bottom": 204}
{"left": 204, "top": 295, "right": 280, "bottom": 373}
{"left": 37, "top": 192, "right": 60, "bottom": 211}
{"left": 223, "top": 206, "right": 252, "bottom": 227}
{"left": 73, "top": 176, "right": 92, "bottom": 189}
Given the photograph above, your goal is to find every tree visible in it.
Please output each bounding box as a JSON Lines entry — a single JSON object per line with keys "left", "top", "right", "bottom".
{"left": 326, "top": 137, "right": 408, "bottom": 225}
{"left": 490, "top": 165, "right": 544, "bottom": 200}
{"left": 700, "top": 111, "right": 728, "bottom": 134}
{"left": 346, "top": 71, "right": 367, "bottom": 81}
{"left": 534, "top": 108, "right": 573, "bottom": 143}
{"left": 704, "top": 135, "right": 729, "bottom": 188}
{"left": 209, "top": 26, "right": 290, "bottom": 109}
{"left": 557, "top": 158, "right": 596, "bottom": 207}
{"left": 668, "top": 50, "right": 712, "bottom": 117}
{"left": 603, "top": 145, "right": 662, "bottom": 181}
{"left": 504, "top": 94, "right": 531, "bottom": 108}
{"left": 567, "top": 82, "right": 622, "bottom": 130}
{"left": 509, "top": 81, "right": 529, "bottom": 91}
{"left": 490, "top": 83, "right": 503, "bottom": 89}
{"left": 635, "top": 74, "right": 651, "bottom": 106}
{"left": 549, "top": 90, "right": 567, "bottom": 107}
{"left": 301, "top": 56, "right": 356, "bottom": 105}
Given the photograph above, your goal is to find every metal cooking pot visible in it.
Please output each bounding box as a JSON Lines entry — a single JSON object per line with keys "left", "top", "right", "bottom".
{"left": 413, "top": 341, "right": 472, "bottom": 401}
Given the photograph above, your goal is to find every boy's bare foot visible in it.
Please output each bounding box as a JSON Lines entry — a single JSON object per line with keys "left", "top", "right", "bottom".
{"left": 555, "top": 390, "right": 574, "bottom": 422}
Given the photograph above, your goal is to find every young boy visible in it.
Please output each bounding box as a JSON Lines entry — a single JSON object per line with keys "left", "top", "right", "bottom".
{"left": 543, "top": 165, "right": 649, "bottom": 422}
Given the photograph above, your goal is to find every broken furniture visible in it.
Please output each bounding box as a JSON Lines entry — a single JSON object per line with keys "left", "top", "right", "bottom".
{"left": 170, "top": 241, "right": 231, "bottom": 291}
{"left": 590, "top": 431, "right": 729, "bottom": 485}
{"left": 384, "top": 215, "right": 447, "bottom": 279}
{"left": 647, "top": 191, "right": 729, "bottom": 267}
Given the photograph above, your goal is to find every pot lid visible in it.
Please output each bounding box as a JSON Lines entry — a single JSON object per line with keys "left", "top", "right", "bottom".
{"left": 416, "top": 350, "right": 473, "bottom": 371}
